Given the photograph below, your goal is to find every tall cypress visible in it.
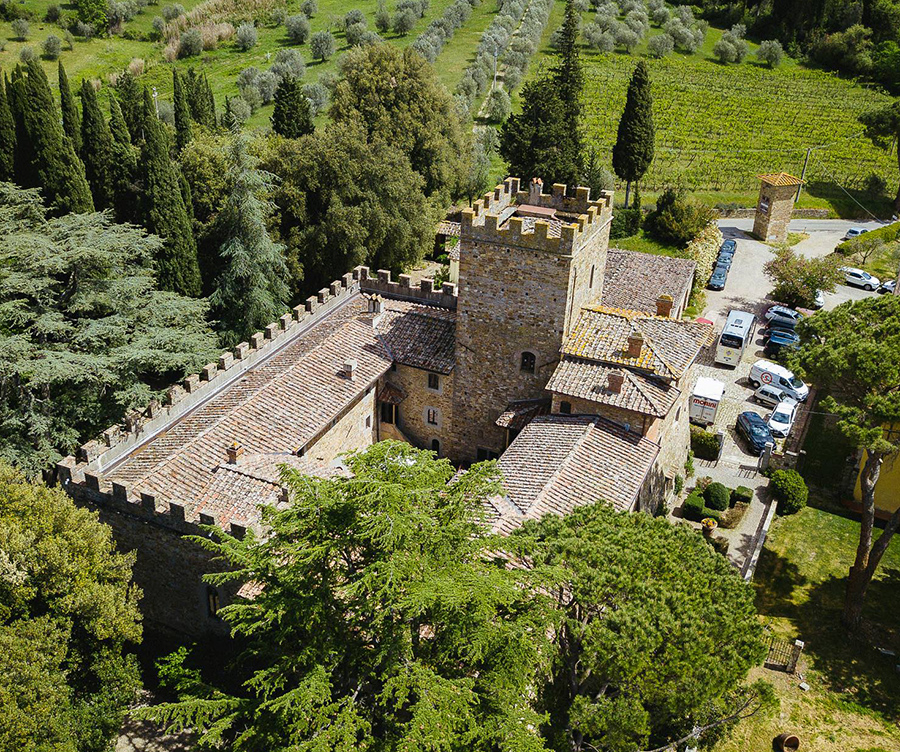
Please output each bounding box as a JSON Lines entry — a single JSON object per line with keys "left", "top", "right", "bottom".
{"left": 115, "top": 71, "right": 142, "bottom": 142}
{"left": 271, "top": 77, "right": 314, "bottom": 139}
{"left": 140, "top": 88, "right": 201, "bottom": 296}
{"left": 79, "top": 79, "right": 115, "bottom": 210}
{"left": 550, "top": 0, "right": 584, "bottom": 184}
{"left": 58, "top": 62, "right": 81, "bottom": 155}
{"left": 22, "top": 60, "right": 93, "bottom": 214}
{"left": 612, "top": 61, "right": 655, "bottom": 208}
{"left": 0, "top": 75, "right": 16, "bottom": 181}
{"left": 173, "top": 68, "right": 191, "bottom": 151}
{"left": 108, "top": 92, "right": 130, "bottom": 145}
{"left": 8, "top": 67, "right": 34, "bottom": 187}
{"left": 186, "top": 68, "right": 216, "bottom": 128}
{"left": 108, "top": 92, "right": 139, "bottom": 223}
{"left": 202, "top": 74, "right": 216, "bottom": 128}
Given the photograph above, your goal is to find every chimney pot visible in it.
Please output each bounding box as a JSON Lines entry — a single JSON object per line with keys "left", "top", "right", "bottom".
{"left": 367, "top": 294, "right": 383, "bottom": 314}
{"left": 606, "top": 370, "right": 625, "bottom": 394}
{"left": 656, "top": 294, "right": 674, "bottom": 318}
{"left": 343, "top": 358, "right": 358, "bottom": 380}
{"left": 626, "top": 331, "right": 644, "bottom": 359}
{"left": 226, "top": 442, "right": 244, "bottom": 465}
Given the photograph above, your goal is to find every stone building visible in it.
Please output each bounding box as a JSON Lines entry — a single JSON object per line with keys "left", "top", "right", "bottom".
{"left": 752, "top": 172, "right": 804, "bottom": 243}
{"left": 60, "top": 177, "right": 711, "bottom": 636}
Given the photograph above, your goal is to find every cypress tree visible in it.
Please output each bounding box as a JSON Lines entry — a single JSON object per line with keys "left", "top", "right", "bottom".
{"left": 202, "top": 73, "right": 216, "bottom": 128}
{"left": 0, "top": 75, "right": 16, "bottom": 181}
{"left": 108, "top": 93, "right": 139, "bottom": 224}
{"left": 79, "top": 79, "right": 115, "bottom": 210}
{"left": 108, "top": 92, "right": 130, "bottom": 145}
{"left": 271, "top": 77, "right": 314, "bottom": 138}
{"left": 21, "top": 60, "right": 93, "bottom": 214}
{"left": 8, "top": 67, "right": 35, "bottom": 187}
{"left": 186, "top": 69, "right": 216, "bottom": 128}
{"left": 612, "top": 61, "right": 655, "bottom": 208}
{"left": 58, "top": 62, "right": 81, "bottom": 155}
{"left": 173, "top": 68, "right": 191, "bottom": 151}
{"left": 547, "top": 0, "right": 584, "bottom": 186}
{"left": 140, "top": 88, "right": 201, "bottom": 296}
{"left": 115, "top": 71, "right": 142, "bottom": 142}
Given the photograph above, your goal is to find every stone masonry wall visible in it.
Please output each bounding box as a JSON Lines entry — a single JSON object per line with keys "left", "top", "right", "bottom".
{"left": 386, "top": 365, "right": 455, "bottom": 456}
{"left": 302, "top": 384, "right": 378, "bottom": 464}
{"left": 550, "top": 393, "right": 658, "bottom": 436}
{"left": 753, "top": 182, "right": 798, "bottom": 243}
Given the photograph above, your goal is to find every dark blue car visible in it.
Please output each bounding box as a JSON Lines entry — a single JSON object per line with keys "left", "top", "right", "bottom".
{"left": 708, "top": 264, "right": 729, "bottom": 290}
{"left": 720, "top": 239, "right": 737, "bottom": 253}
{"left": 716, "top": 252, "right": 734, "bottom": 269}
{"left": 736, "top": 411, "right": 774, "bottom": 454}
{"left": 764, "top": 331, "right": 800, "bottom": 358}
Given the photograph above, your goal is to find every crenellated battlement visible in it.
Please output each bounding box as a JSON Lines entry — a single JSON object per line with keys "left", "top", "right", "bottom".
{"left": 353, "top": 266, "right": 458, "bottom": 309}
{"left": 460, "top": 177, "right": 614, "bottom": 257}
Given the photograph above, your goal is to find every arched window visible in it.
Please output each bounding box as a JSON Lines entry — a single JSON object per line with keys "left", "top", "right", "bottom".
{"left": 560, "top": 401, "right": 572, "bottom": 414}
{"left": 431, "top": 439, "right": 441, "bottom": 455}
{"left": 520, "top": 351, "right": 536, "bottom": 374}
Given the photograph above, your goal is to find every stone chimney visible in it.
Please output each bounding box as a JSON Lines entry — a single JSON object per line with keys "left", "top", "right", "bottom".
{"left": 367, "top": 294, "right": 383, "bottom": 314}
{"left": 606, "top": 370, "right": 625, "bottom": 394}
{"left": 655, "top": 294, "right": 674, "bottom": 318}
{"left": 529, "top": 177, "right": 543, "bottom": 204}
{"left": 226, "top": 441, "right": 244, "bottom": 465}
{"left": 342, "top": 358, "right": 357, "bottom": 381}
{"left": 626, "top": 331, "right": 644, "bottom": 359}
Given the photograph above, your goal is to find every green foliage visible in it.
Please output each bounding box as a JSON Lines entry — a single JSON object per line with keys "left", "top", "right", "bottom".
{"left": 705, "top": 481, "right": 731, "bottom": 511}
{"left": 516, "top": 503, "right": 764, "bottom": 751}
{"left": 58, "top": 63, "right": 80, "bottom": 154}
{"left": 210, "top": 133, "right": 289, "bottom": 345}
{"left": 75, "top": 0, "right": 107, "bottom": 29}
{"left": 691, "top": 424, "right": 721, "bottom": 460}
{"left": 551, "top": 0, "right": 584, "bottom": 178}
{"left": 186, "top": 69, "right": 217, "bottom": 129}
{"left": 645, "top": 186, "right": 716, "bottom": 248}
{"left": 0, "top": 184, "right": 218, "bottom": 473}
{"left": 310, "top": 29, "right": 336, "bottom": 60}
{"left": 0, "top": 462, "right": 142, "bottom": 751}
{"left": 683, "top": 490, "right": 706, "bottom": 521}
{"left": 713, "top": 24, "right": 749, "bottom": 63}
{"left": 107, "top": 93, "right": 140, "bottom": 223}
{"left": 484, "top": 87, "right": 511, "bottom": 123}
{"left": 763, "top": 245, "right": 843, "bottom": 308}
{"left": 757, "top": 39, "right": 784, "bottom": 67}
{"left": 331, "top": 44, "right": 469, "bottom": 200}
{"left": 612, "top": 60, "right": 654, "bottom": 204}
{"left": 271, "top": 76, "right": 314, "bottom": 139}
{"left": 173, "top": 68, "right": 191, "bottom": 152}
{"left": 770, "top": 469, "right": 808, "bottom": 515}
{"left": 674, "top": 473, "right": 684, "bottom": 495}
{"left": 685, "top": 449, "right": 695, "bottom": 477}
{"left": 859, "top": 99, "right": 900, "bottom": 208}
{"left": 0, "top": 77, "right": 15, "bottom": 181}
{"left": 79, "top": 79, "right": 115, "bottom": 211}
{"left": 610, "top": 206, "right": 641, "bottom": 239}
{"left": 733, "top": 485, "right": 754, "bottom": 504}
{"left": 285, "top": 14, "right": 310, "bottom": 43}
{"left": 114, "top": 71, "right": 142, "bottom": 143}
{"left": 139, "top": 442, "right": 551, "bottom": 750}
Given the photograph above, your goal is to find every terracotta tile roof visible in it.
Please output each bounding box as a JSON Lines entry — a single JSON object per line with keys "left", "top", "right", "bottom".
{"left": 436, "top": 220, "right": 461, "bottom": 237}
{"left": 495, "top": 398, "right": 550, "bottom": 431}
{"left": 489, "top": 415, "right": 659, "bottom": 533}
{"left": 377, "top": 382, "right": 406, "bottom": 405}
{"left": 758, "top": 172, "right": 804, "bottom": 187}
{"left": 376, "top": 301, "right": 456, "bottom": 374}
{"left": 103, "top": 296, "right": 455, "bottom": 524}
{"left": 546, "top": 357, "right": 680, "bottom": 417}
{"left": 563, "top": 306, "right": 712, "bottom": 379}
{"left": 602, "top": 249, "right": 696, "bottom": 315}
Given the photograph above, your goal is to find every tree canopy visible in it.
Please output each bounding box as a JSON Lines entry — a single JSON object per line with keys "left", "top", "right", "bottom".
{"left": 612, "top": 61, "right": 654, "bottom": 208}
{"left": 859, "top": 100, "right": 900, "bottom": 211}
{"left": 763, "top": 245, "right": 842, "bottom": 308}
{"left": 0, "top": 183, "right": 218, "bottom": 475}
{"left": 0, "top": 461, "right": 142, "bottom": 752}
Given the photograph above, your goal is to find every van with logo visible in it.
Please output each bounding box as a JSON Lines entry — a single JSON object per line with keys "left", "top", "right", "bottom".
{"left": 748, "top": 360, "right": 808, "bottom": 402}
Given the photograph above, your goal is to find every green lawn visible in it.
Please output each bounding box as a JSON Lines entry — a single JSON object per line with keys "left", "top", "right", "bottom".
{"left": 714, "top": 498, "right": 900, "bottom": 752}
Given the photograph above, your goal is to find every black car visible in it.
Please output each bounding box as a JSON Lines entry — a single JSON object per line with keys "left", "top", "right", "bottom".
{"left": 708, "top": 264, "right": 728, "bottom": 290}
{"left": 736, "top": 411, "right": 775, "bottom": 454}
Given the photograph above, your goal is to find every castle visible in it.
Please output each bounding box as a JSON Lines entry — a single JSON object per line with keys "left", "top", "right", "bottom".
{"left": 60, "top": 177, "right": 711, "bottom": 636}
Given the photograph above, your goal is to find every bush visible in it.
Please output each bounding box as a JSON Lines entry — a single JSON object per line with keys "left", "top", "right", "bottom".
{"left": 346, "top": 21, "right": 368, "bottom": 46}
{"left": 162, "top": 2, "right": 184, "bottom": 20}
{"left": 19, "top": 46, "right": 36, "bottom": 62}
{"left": 235, "top": 22, "right": 258, "bottom": 50}
{"left": 484, "top": 88, "right": 511, "bottom": 123}
{"left": 684, "top": 450, "right": 695, "bottom": 478}
{"left": 682, "top": 491, "right": 706, "bottom": 522}
{"left": 674, "top": 474, "right": 684, "bottom": 496}
{"left": 690, "top": 425, "right": 721, "bottom": 460}
{"left": 610, "top": 207, "right": 641, "bottom": 239}
{"left": 73, "top": 20, "right": 94, "bottom": 38}
{"left": 42, "top": 34, "right": 62, "bottom": 59}
{"left": 704, "top": 482, "right": 730, "bottom": 512}
{"left": 375, "top": 3, "right": 390, "bottom": 33}
{"left": 771, "top": 469, "right": 808, "bottom": 515}
{"left": 648, "top": 33, "right": 674, "bottom": 58}
{"left": 393, "top": 8, "right": 416, "bottom": 35}
{"left": 11, "top": 18, "right": 29, "bottom": 40}
{"left": 584, "top": 22, "right": 615, "bottom": 52}
{"left": 302, "top": 81, "right": 329, "bottom": 116}
{"left": 310, "top": 29, "right": 335, "bottom": 60}
{"left": 713, "top": 25, "right": 749, "bottom": 64}
{"left": 179, "top": 28, "right": 203, "bottom": 57}
{"left": 151, "top": 15, "right": 166, "bottom": 38}
{"left": 285, "top": 14, "right": 310, "bottom": 43}
{"left": 300, "top": 0, "right": 317, "bottom": 17}
{"left": 344, "top": 8, "right": 365, "bottom": 29}
{"left": 732, "top": 486, "right": 754, "bottom": 504}
{"left": 45, "top": 4, "right": 60, "bottom": 22}
{"left": 757, "top": 39, "right": 784, "bottom": 68}
{"left": 222, "top": 95, "right": 251, "bottom": 127}
{"left": 270, "top": 48, "right": 305, "bottom": 82}
{"left": 645, "top": 187, "right": 717, "bottom": 248}
{"left": 270, "top": 7, "right": 286, "bottom": 26}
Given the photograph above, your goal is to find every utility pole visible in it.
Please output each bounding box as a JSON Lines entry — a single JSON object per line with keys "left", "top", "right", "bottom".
{"left": 795, "top": 146, "right": 812, "bottom": 203}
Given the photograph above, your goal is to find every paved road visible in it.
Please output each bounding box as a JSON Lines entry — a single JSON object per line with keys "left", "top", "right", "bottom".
{"left": 717, "top": 218, "right": 889, "bottom": 233}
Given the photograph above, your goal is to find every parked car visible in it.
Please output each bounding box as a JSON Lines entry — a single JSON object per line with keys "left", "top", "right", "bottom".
{"left": 753, "top": 384, "right": 789, "bottom": 407}
{"left": 715, "top": 251, "right": 733, "bottom": 270}
{"left": 708, "top": 264, "right": 728, "bottom": 290}
{"left": 764, "top": 330, "right": 801, "bottom": 358}
{"left": 878, "top": 279, "right": 896, "bottom": 295}
{"left": 749, "top": 360, "right": 809, "bottom": 401}
{"left": 842, "top": 227, "right": 868, "bottom": 241}
{"left": 767, "top": 398, "right": 799, "bottom": 438}
{"left": 736, "top": 411, "right": 775, "bottom": 454}
{"left": 762, "top": 326, "right": 800, "bottom": 344}
{"left": 764, "top": 305, "right": 804, "bottom": 329}
{"left": 841, "top": 266, "right": 880, "bottom": 291}
{"left": 720, "top": 239, "right": 737, "bottom": 253}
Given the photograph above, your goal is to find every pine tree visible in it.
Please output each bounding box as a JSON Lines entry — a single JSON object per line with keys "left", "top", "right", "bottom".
{"left": 271, "top": 77, "right": 314, "bottom": 138}
{"left": 114, "top": 71, "right": 142, "bottom": 142}
{"left": 79, "top": 79, "right": 115, "bottom": 210}
{"left": 550, "top": 0, "right": 584, "bottom": 182}
{"left": 21, "top": 61, "right": 93, "bottom": 214}
{"left": 173, "top": 68, "right": 191, "bottom": 151}
{"left": 140, "top": 89, "right": 201, "bottom": 296}
{"left": 612, "top": 61, "right": 654, "bottom": 208}
{"left": 58, "top": 61, "right": 81, "bottom": 155}
{"left": 210, "top": 132, "right": 289, "bottom": 344}
{"left": 0, "top": 75, "right": 16, "bottom": 180}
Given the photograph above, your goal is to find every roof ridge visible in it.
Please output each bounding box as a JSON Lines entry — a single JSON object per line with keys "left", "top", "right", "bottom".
{"left": 622, "top": 368, "right": 664, "bottom": 415}
{"left": 526, "top": 417, "right": 597, "bottom": 519}
{"left": 627, "top": 318, "right": 676, "bottom": 379}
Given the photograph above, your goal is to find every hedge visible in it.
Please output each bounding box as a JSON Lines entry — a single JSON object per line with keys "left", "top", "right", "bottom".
{"left": 835, "top": 221, "right": 900, "bottom": 256}
{"left": 690, "top": 426, "right": 720, "bottom": 461}
{"left": 732, "top": 485, "right": 753, "bottom": 504}
{"left": 704, "top": 482, "right": 730, "bottom": 511}
{"left": 770, "top": 469, "right": 808, "bottom": 515}
{"left": 683, "top": 490, "right": 721, "bottom": 523}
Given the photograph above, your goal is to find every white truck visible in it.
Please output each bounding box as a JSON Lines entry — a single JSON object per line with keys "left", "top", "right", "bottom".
{"left": 690, "top": 377, "right": 725, "bottom": 426}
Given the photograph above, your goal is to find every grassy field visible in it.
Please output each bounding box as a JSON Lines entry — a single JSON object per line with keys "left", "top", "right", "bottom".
{"left": 712, "top": 495, "right": 900, "bottom": 752}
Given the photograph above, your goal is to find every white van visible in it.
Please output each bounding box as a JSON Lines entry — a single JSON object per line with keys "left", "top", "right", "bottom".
{"left": 690, "top": 377, "right": 725, "bottom": 426}
{"left": 748, "top": 360, "right": 809, "bottom": 402}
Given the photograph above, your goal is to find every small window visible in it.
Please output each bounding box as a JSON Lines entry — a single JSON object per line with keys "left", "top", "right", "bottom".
{"left": 520, "top": 351, "right": 536, "bottom": 374}
{"left": 431, "top": 439, "right": 440, "bottom": 455}
{"left": 206, "top": 586, "right": 219, "bottom": 618}
{"left": 559, "top": 401, "right": 572, "bottom": 414}
{"left": 365, "top": 415, "right": 372, "bottom": 429}
{"left": 476, "top": 447, "right": 500, "bottom": 461}
{"left": 589, "top": 265, "right": 595, "bottom": 289}
{"left": 428, "top": 373, "right": 440, "bottom": 390}
{"left": 427, "top": 408, "right": 438, "bottom": 426}
{"left": 381, "top": 402, "right": 395, "bottom": 424}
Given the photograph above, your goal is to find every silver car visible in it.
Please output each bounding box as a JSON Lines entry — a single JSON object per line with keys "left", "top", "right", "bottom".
{"left": 767, "top": 399, "right": 799, "bottom": 438}
{"left": 753, "top": 384, "right": 788, "bottom": 407}
{"left": 841, "top": 266, "right": 880, "bottom": 291}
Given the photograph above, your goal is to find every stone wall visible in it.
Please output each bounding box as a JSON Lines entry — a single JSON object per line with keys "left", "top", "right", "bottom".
{"left": 753, "top": 182, "right": 798, "bottom": 243}
{"left": 385, "top": 365, "right": 454, "bottom": 456}
{"left": 302, "top": 385, "right": 378, "bottom": 464}
{"left": 550, "top": 393, "right": 657, "bottom": 436}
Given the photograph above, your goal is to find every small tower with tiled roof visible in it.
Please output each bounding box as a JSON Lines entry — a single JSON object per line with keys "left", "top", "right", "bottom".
{"left": 753, "top": 172, "right": 804, "bottom": 243}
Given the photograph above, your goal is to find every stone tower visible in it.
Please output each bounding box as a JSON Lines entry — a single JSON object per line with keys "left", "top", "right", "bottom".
{"left": 448, "top": 177, "right": 614, "bottom": 463}
{"left": 753, "top": 172, "right": 804, "bottom": 243}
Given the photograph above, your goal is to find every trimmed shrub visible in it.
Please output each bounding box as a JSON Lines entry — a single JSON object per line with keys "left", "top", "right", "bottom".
{"left": 682, "top": 491, "right": 706, "bottom": 522}
{"left": 690, "top": 426, "right": 720, "bottom": 461}
{"left": 771, "top": 469, "right": 808, "bottom": 515}
{"left": 235, "top": 22, "right": 258, "bottom": 50}
{"left": 42, "top": 34, "right": 62, "bottom": 59}
{"left": 285, "top": 14, "right": 310, "bottom": 44}
{"left": 704, "top": 482, "right": 730, "bottom": 512}
{"left": 310, "top": 30, "right": 335, "bottom": 60}
{"left": 732, "top": 486, "right": 754, "bottom": 504}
